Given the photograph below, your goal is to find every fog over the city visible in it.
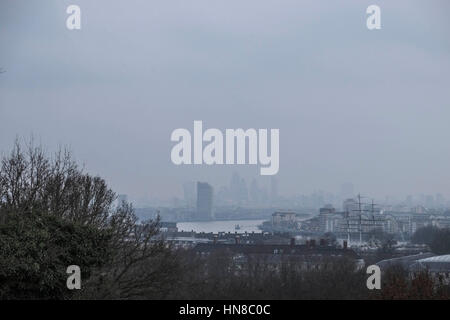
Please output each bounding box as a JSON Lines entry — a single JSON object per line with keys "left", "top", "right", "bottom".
{"left": 1, "top": 0, "right": 449, "bottom": 203}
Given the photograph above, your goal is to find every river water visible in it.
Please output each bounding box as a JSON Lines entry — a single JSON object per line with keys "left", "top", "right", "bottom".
{"left": 177, "top": 219, "right": 266, "bottom": 234}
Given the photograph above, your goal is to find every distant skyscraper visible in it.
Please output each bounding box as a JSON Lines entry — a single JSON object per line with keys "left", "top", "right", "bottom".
{"left": 228, "top": 172, "right": 249, "bottom": 205}
{"left": 183, "top": 181, "right": 196, "bottom": 208}
{"left": 425, "top": 195, "right": 434, "bottom": 208}
{"left": 216, "top": 186, "right": 230, "bottom": 206}
{"left": 436, "top": 193, "right": 445, "bottom": 208}
{"left": 196, "top": 182, "right": 213, "bottom": 220}
{"left": 343, "top": 198, "right": 358, "bottom": 213}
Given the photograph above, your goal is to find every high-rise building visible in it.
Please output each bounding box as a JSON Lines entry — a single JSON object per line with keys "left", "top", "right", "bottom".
{"left": 436, "top": 193, "right": 445, "bottom": 208}
{"left": 196, "top": 182, "right": 213, "bottom": 220}
{"left": 343, "top": 198, "right": 358, "bottom": 213}
{"left": 229, "top": 172, "right": 248, "bottom": 205}
{"left": 183, "top": 181, "right": 196, "bottom": 208}
{"left": 216, "top": 186, "right": 230, "bottom": 206}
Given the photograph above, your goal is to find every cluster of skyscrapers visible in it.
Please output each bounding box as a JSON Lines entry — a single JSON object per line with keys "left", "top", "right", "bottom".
{"left": 183, "top": 173, "right": 279, "bottom": 210}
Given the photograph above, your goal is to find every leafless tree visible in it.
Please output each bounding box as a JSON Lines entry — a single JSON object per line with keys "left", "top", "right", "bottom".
{"left": 0, "top": 138, "right": 181, "bottom": 299}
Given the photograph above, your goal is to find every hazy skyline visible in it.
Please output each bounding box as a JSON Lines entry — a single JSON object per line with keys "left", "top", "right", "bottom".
{"left": 1, "top": 0, "right": 450, "bottom": 202}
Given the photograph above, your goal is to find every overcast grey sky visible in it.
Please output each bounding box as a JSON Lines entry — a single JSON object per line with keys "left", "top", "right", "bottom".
{"left": 1, "top": 0, "right": 449, "bottom": 202}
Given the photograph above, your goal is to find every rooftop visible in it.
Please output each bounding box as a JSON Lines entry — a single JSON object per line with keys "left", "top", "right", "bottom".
{"left": 376, "top": 252, "right": 435, "bottom": 270}
{"left": 193, "top": 243, "right": 361, "bottom": 259}
{"left": 409, "top": 254, "right": 450, "bottom": 273}
{"left": 418, "top": 254, "right": 450, "bottom": 263}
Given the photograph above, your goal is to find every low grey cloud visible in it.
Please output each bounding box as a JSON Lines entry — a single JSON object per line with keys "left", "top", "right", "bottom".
{"left": 1, "top": 0, "right": 449, "bottom": 202}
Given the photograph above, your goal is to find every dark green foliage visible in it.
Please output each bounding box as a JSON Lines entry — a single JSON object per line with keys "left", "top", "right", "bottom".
{"left": 373, "top": 265, "right": 450, "bottom": 300}
{"left": 412, "top": 225, "right": 440, "bottom": 245}
{"left": 171, "top": 252, "right": 370, "bottom": 300}
{"left": 0, "top": 211, "right": 112, "bottom": 299}
{"left": 430, "top": 229, "right": 450, "bottom": 255}
{"left": 412, "top": 225, "right": 450, "bottom": 254}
